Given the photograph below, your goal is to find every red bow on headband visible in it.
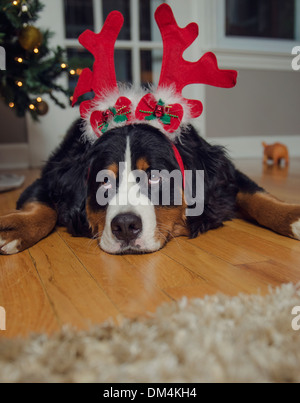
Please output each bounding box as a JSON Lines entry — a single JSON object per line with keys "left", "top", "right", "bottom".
{"left": 136, "top": 94, "right": 184, "bottom": 133}
{"left": 90, "top": 97, "right": 132, "bottom": 137}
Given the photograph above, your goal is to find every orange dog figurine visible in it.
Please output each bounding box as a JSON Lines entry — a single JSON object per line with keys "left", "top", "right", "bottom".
{"left": 262, "top": 142, "right": 289, "bottom": 166}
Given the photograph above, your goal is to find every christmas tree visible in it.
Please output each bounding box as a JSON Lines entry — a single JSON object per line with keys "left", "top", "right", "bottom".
{"left": 0, "top": 0, "right": 70, "bottom": 120}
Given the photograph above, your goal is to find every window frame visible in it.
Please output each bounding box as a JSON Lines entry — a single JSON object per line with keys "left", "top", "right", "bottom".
{"left": 64, "top": 0, "right": 164, "bottom": 87}
{"left": 218, "top": 0, "right": 300, "bottom": 54}
{"left": 201, "top": 0, "right": 300, "bottom": 71}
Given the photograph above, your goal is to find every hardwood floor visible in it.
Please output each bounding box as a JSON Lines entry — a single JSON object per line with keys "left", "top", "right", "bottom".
{"left": 0, "top": 160, "right": 300, "bottom": 338}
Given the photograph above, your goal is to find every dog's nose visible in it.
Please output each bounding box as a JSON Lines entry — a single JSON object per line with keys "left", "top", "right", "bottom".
{"left": 111, "top": 213, "right": 142, "bottom": 243}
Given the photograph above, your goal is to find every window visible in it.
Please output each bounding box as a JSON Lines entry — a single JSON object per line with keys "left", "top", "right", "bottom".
{"left": 211, "top": 0, "right": 300, "bottom": 69}
{"left": 63, "top": 0, "right": 164, "bottom": 96}
{"left": 103, "top": 0, "right": 131, "bottom": 40}
{"left": 64, "top": 0, "right": 94, "bottom": 39}
{"left": 226, "top": 0, "right": 297, "bottom": 40}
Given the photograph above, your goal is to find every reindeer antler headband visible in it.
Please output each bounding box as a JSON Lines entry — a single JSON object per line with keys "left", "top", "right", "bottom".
{"left": 72, "top": 4, "right": 237, "bottom": 142}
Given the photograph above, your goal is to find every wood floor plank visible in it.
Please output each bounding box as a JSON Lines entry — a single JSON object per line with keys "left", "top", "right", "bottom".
{"left": 0, "top": 251, "right": 59, "bottom": 338}
{"left": 124, "top": 251, "right": 201, "bottom": 290}
{"left": 226, "top": 219, "right": 300, "bottom": 252}
{"left": 161, "top": 238, "right": 287, "bottom": 296}
{"left": 0, "top": 169, "right": 40, "bottom": 214}
{"left": 213, "top": 226, "right": 300, "bottom": 270}
{"left": 186, "top": 227, "right": 269, "bottom": 265}
{"left": 58, "top": 229, "right": 171, "bottom": 319}
{"left": 236, "top": 260, "right": 300, "bottom": 286}
{"left": 28, "top": 231, "right": 121, "bottom": 331}
{"left": 163, "top": 283, "right": 226, "bottom": 301}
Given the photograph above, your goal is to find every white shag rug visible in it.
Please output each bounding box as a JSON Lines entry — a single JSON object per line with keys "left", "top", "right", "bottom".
{"left": 1, "top": 283, "right": 300, "bottom": 383}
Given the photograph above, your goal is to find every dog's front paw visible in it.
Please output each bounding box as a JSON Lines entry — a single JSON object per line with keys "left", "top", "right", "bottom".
{"left": 285, "top": 205, "right": 300, "bottom": 241}
{"left": 0, "top": 237, "right": 21, "bottom": 255}
{"left": 0, "top": 213, "right": 24, "bottom": 255}
{"left": 291, "top": 217, "right": 300, "bottom": 240}
{"left": 0, "top": 203, "right": 58, "bottom": 256}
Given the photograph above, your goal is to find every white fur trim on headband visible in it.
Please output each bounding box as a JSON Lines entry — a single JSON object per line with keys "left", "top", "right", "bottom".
{"left": 80, "top": 85, "right": 193, "bottom": 144}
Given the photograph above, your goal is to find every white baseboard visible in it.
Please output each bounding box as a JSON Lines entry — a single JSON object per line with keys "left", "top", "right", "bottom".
{"left": 0, "top": 143, "right": 29, "bottom": 170}
{"left": 208, "top": 135, "right": 300, "bottom": 159}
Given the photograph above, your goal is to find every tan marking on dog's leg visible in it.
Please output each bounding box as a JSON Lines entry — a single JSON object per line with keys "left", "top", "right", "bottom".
{"left": 237, "top": 191, "right": 300, "bottom": 240}
{"left": 0, "top": 236, "right": 6, "bottom": 248}
{"left": 0, "top": 202, "right": 57, "bottom": 255}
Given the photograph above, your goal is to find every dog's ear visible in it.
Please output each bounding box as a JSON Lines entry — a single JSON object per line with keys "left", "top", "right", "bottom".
{"left": 176, "top": 126, "right": 238, "bottom": 237}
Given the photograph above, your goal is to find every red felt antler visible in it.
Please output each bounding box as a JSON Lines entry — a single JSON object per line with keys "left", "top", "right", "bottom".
{"left": 155, "top": 4, "right": 237, "bottom": 118}
{"left": 72, "top": 11, "right": 124, "bottom": 117}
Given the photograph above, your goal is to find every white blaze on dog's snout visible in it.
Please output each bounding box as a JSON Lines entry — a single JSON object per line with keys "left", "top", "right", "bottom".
{"left": 100, "top": 138, "right": 161, "bottom": 253}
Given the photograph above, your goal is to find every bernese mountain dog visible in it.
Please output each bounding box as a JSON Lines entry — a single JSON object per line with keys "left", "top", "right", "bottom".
{"left": 0, "top": 119, "right": 299, "bottom": 256}
{"left": 1, "top": 4, "right": 300, "bottom": 255}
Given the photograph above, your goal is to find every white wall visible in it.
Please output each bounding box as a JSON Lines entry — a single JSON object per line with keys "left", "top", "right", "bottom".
{"left": 0, "top": 102, "right": 27, "bottom": 144}
{"left": 206, "top": 69, "right": 300, "bottom": 138}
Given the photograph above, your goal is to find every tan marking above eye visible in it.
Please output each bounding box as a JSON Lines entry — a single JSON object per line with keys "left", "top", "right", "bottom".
{"left": 136, "top": 157, "right": 150, "bottom": 171}
{"left": 106, "top": 163, "right": 119, "bottom": 177}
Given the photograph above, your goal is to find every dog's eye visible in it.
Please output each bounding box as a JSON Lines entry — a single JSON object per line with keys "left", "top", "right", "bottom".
{"left": 100, "top": 177, "right": 113, "bottom": 190}
{"left": 149, "top": 174, "right": 161, "bottom": 185}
